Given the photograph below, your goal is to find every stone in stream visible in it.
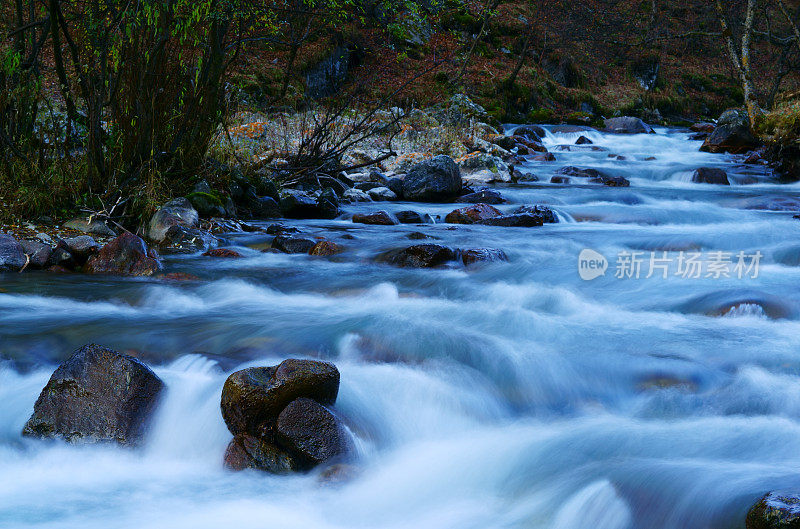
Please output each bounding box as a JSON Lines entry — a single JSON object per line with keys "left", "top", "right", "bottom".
{"left": 395, "top": 211, "right": 434, "bottom": 224}
{"left": 271, "top": 234, "right": 318, "bottom": 254}
{"left": 556, "top": 166, "right": 607, "bottom": 179}
{"left": 690, "top": 122, "right": 715, "bottom": 133}
{"left": 590, "top": 175, "right": 631, "bottom": 187}
{"left": 692, "top": 167, "right": 730, "bottom": 185}
{"left": 280, "top": 189, "right": 339, "bottom": 219}
{"left": 604, "top": 116, "right": 655, "bottom": 134}
{"left": 22, "top": 344, "right": 164, "bottom": 445}
{"left": 701, "top": 111, "right": 760, "bottom": 155}
{"left": 746, "top": 491, "right": 800, "bottom": 528}
{"left": 377, "top": 244, "right": 457, "bottom": 268}
{"left": 461, "top": 248, "right": 508, "bottom": 265}
{"left": 459, "top": 189, "right": 506, "bottom": 204}
{"left": 276, "top": 398, "right": 352, "bottom": 469}
{"left": 513, "top": 125, "right": 546, "bottom": 142}
{"left": 352, "top": 211, "right": 398, "bottom": 225}
{"left": 203, "top": 248, "right": 243, "bottom": 258}
{"left": 513, "top": 205, "right": 559, "bottom": 224}
{"left": 62, "top": 235, "right": 100, "bottom": 262}
{"left": 147, "top": 197, "right": 199, "bottom": 242}
{"left": 402, "top": 155, "right": 462, "bottom": 202}
{"left": 224, "top": 434, "right": 297, "bottom": 474}
{"left": 477, "top": 214, "right": 545, "bottom": 227}
{"left": 445, "top": 203, "right": 502, "bottom": 224}
{"left": 84, "top": 232, "right": 162, "bottom": 276}
{"left": 220, "top": 359, "right": 340, "bottom": 437}
{"left": 161, "top": 225, "right": 218, "bottom": 252}
{"left": 309, "top": 240, "right": 345, "bottom": 256}
{"left": 575, "top": 135, "right": 593, "bottom": 145}
{"left": 19, "top": 239, "right": 52, "bottom": 269}
{"left": 367, "top": 187, "right": 398, "bottom": 201}
{"left": 0, "top": 235, "right": 26, "bottom": 272}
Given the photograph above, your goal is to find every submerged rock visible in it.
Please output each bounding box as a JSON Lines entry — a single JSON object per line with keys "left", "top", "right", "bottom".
{"left": 461, "top": 248, "right": 508, "bottom": 265}
{"left": 352, "top": 211, "right": 398, "bottom": 225}
{"left": 377, "top": 244, "right": 457, "bottom": 268}
{"left": 203, "top": 248, "right": 243, "bottom": 258}
{"left": 477, "top": 214, "right": 545, "bottom": 227}
{"left": 692, "top": 167, "right": 730, "bottom": 185}
{"left": 309, "top": 241, "right": 345, "bottom": 256}
{"left": 513, "top": 205, "right": 559, "bottom": 224}
{"left": 402, "top": 155, "right": 462, "bottom": 202}
{"left": 276, "top": 397, "right": 351, "bottom": 469}
{"left": 220, "top": 359, "right": 340, "bottom": 437}
{"left": 395, "top": 210, "right": 434, "bottom": 224}
{"left": 84, "top": 233, "right": 162, "bottom": 276}
{"left": 224, "top": 434, "right": 297, "bottom": 474}
{"left": 271, "top": 234, "right": 318, "bottom": 254}
{"left": 445, "top": 203, "right": 502, "bottom": 224}
{"left": 459, "top": 189, "right": 506, "bottom": 204}
{"left": 746, "top": 491, "right": 800, "bottom": 529}
{"left": 161, "top": 225, "right": 218, "bottom": 252}
{"left": 22, "top": 344, "right": 164, "bottom": 445}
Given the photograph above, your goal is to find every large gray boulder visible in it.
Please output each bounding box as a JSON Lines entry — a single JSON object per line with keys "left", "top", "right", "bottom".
{"left": 0, "top": 235, "right": 27, "bottom": 272}
{"left": 147, "top": 198, "right": 199, "bottom": 242}
{"left": 402, "top": 155, "right": 462, "bottom": 202}
{"left": 22, "top": 344, "right": 164, "bottom": 445}
{"left": 604, "top": 116, "right": 655, "bottom": 134}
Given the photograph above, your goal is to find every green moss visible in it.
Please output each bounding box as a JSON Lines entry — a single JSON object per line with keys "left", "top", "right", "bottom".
{"left": 187, "top": 191, "right": 223, "bottom": 207}
{"left": 527, "top": 108, "right": 555, "bottom": 123}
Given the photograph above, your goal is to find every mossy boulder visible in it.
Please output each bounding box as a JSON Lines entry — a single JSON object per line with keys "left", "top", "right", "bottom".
{"left": 22, "top": 344, "right": 164, "bottom": 445}
{"left": 746, "top": 492, "right": 800, "bottom": 528}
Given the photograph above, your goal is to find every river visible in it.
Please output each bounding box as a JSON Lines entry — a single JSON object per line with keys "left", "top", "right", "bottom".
{"left": 1, "top": 126, "right": 799, "bottom": 528}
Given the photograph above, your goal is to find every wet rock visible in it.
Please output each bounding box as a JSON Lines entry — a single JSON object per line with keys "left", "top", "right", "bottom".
{"left": 220, "top": 359, "right": 340, "bottom": 437}
{"left": 250, "top": 196, "right": 281, "bottom": 219}
{"left": 445, "top": 203, "right": 502, "bottom": 224}
{"left": 276, "top": 398, "right": 351, "bottom": 469}
{"left": 188, "top": 188, "right": 227, "bottom": 218}
{"left": 513, "top": 125, "right": 546, "bottom": 142}
{"left": 62, "top": 236, "right": 100, "bottom": 262}
{"left": 367, "top": 187, "right": 397, "bottom": 201}
{"left": 343, "top": 188, "right": 372, "bottom": 202}
{"left": 604, "top": 116, "right": 655, "bottom": 134}
{"left": 47, "top": 243, "right": 75, "bottom": 269}
{"left": 395, "top": 211, "right": 434, "bottom": 224}
{"left": 636, "top": 375, "right": 697, "bottom": 392}
{"left": 377, "top": 244, "right": 457, "bottom": 267}
{"left": 576, "top": 135, "right": 593, "bottom": 145}
{"left": 406, "top": 231, "right": 433, "bottom": 240}
{"left": 511, "top": 136, "right": 548, "bottom": 152}
{"left": 271, "top": 234, "right": 318, "bottom": 254}
{"left": 487, "top": 134, "right": 516, "bottom": 150}
{"left": 689, "top": 132, "right": 709, "bottom": 141}
{"left": 477, "top": 214, "right": 545, "bottom": 227}
{"left": 746, "top": 491, "right": 800, "bottom": 529}
{"left": 203, "top": 248, "right": 243, "bottom": 258}
{"left": 309, "top": 241, "right": 345, "bottom": 256}
{"left": 556, "top": 166, "right": 606, "bottom": 179}
{"left": 0, "top": 235, "right": 27, "bottom": 272}
{"left": 22, "top": 344, "right": 164, "bottom": 445}
{"left": 532, "top": 153, "right": 556, "bottom": 162}
{"left": 352, "top": 211, "right": 398, "bottom": 225}
{"left": 513, "top": 205, "right": 559, "bottom": 224}
{"left": 224, "top": 434, "right": 297, "bottom": 474}
{"left": 701, "top": 124, "right": 760, "bottom": 154}
{"left": 161, "top": 225, "right": 218, "bottom": 252}
{"left": 461, "top": 248, "right": 508, "bottom": 265}
{"left": 158, "top": 272, "right": 200, "bottom": 281}
{"left": 19, "top": 239, "right": 52, "bottom": 269}
{"left": 148, "top": 198, "right": 199, "bottom": 242}
{"left": 402, "top": 155, "right": 462, "bottom": 202}
{"left": 280, "top": 190, "right": 339, "bottom": 219}
{"left": 551, "top": 175, "right": 571, "bottom": 184}
{"left": 591, "top": 175, "right": 631, "bottom": 187}
{"left": 460, "top": 189, "right": 506, "bottom": 204}
{"left": 690, "top": 122, "right": 715, "bottom": 133}
{"left": 84, "top": 233, "right": 162, "bottom": 276}
{"left": 385, "top": 177, "right": 404, "bottom": 198}
{"left": 692, "top": 167, "right": 730, "bottom": 185}
{"left": 63, "top": 218, "right": 116, "bottom": 237}
{"left": 266, "top": 224, "right": 300, "bottom": 235}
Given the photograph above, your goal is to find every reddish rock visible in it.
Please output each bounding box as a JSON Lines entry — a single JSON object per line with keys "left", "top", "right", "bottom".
{"left": 352, "top": 211, "right": 398, "bottom": 225}
{"left": 84, "top": 233, "right": 162, "bottom": 276}
{"left": 309, "top": 241, "right": 345, "bottom": 256}
{"left": 445, "top": 203, "right": 502, "bottom": 224}
{"left": 377, "top": 244, "right": 457, "bottom": 268}
{"left": 532, "top": 153, "right": 556, "bottom": 162}
{"left": 203, "top": 248, "right": 243, "bottom": 258}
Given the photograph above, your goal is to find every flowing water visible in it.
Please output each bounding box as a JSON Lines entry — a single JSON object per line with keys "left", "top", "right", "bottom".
{"left": 2, "top": 127, "right": 800, "bottom": 528}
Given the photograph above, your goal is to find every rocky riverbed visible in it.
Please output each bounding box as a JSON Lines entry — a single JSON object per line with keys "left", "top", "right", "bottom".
{"left": 1, "top": 104, "right": 800, "bottom": 528}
